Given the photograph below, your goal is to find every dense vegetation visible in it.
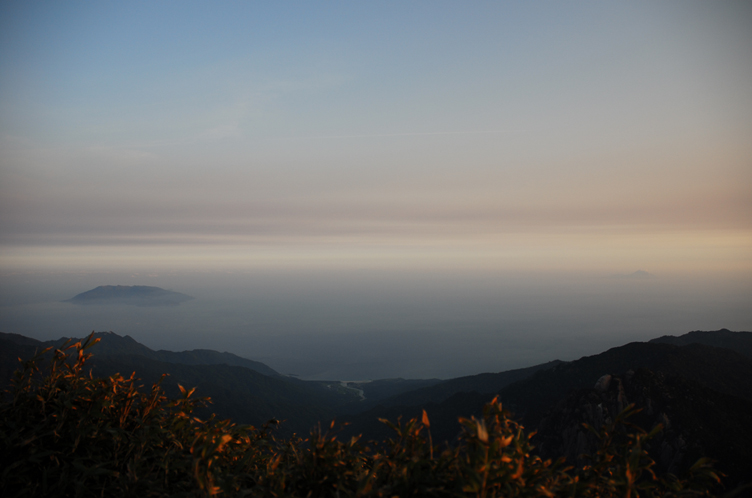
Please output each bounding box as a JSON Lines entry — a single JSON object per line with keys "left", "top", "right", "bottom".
{"left": 0, "top": 335, "right": 724, "bottom": 497}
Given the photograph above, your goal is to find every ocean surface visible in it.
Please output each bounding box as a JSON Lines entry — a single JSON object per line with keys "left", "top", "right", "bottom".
{"left": 1, "top": 269, "right": 750, "bottom": 380}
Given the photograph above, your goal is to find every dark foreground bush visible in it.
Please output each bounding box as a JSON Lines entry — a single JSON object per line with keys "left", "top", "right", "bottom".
{"left": 0, "top": 335, "right": 725, "bottom": 497}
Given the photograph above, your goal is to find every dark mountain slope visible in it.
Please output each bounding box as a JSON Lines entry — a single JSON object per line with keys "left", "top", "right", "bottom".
{"left": 0, "top": 332, "right": 43, "bottom": 346}
{"left": 498, "top": 341, "right": 752, "bottom": 427}
{"left": 151, "top": 349, "right": 280, "bottom": 376}
{"left": 12, "top": 331, "right": 280, "bottom": 377}
{"left": 534, "top": 369, "right": 752, "bottom": 490}
{"left": 650, "top": 328, "right": 752, "bottom": 358}
{"left": 341, "top": 337, "right": 752, "bottom": 451}
{"left": 0, "top": 335, "right": 44, "bottom": 391}
{"left": 86, "top": 355, "right": 341, "bottom": 436}
{"left": 356, "top": 378, "right": 443, "bottom": 404}
{"left": 369, "top": 360, "right": 563, "bottom": 410}
{"left": 48, "top": 332, "right": 154, "bottom": 356}
{"left": 0, "top": 332, "right": 352, "bottom": 436}
{"left": 340, "top": 391, "right": 491, "bottom": 446}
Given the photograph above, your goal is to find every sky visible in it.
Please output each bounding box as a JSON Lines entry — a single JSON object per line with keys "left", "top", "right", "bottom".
{"left": 1, "top": 1, "right": 751, "bottom": 275}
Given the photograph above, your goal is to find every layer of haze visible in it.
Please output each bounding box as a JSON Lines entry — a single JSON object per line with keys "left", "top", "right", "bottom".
{"left": 2, "top": 269, "right": 751, "bottom": 380}
{"left": 1, "top": 2, "right": 751, "bottom": 379}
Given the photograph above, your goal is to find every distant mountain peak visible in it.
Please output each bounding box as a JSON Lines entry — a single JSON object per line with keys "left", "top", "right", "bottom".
{"left": 66, "top": 285, "right": 193, "bottom": 307}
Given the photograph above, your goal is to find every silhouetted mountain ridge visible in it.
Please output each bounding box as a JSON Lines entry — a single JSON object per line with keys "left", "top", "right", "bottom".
{"left": 650, "top": 328, "right": 752, "bottom": 358}
{"left": 39, "top": 331, "right": 281, "bottom": 377}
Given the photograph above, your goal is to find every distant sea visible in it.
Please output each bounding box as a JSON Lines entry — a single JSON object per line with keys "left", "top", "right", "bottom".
{"left": 1, "top": 269, "right": 750, "bottom": 380}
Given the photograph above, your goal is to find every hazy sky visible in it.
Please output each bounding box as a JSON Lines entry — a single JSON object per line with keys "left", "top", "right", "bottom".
{"left": 1, "top": 1, "right": 751, "bottom": 274}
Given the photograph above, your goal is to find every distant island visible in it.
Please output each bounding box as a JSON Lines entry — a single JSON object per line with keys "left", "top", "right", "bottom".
{"left": 65, "top": 285, "right": 194, "bottom": 307}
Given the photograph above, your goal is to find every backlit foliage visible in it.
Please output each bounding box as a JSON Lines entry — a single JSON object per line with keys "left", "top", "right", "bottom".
{"left": 0, "top": 335, "right": 721, "bottom": 497}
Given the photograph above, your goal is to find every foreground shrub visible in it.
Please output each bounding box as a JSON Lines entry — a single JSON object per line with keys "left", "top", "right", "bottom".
{"left": 0, "top": 335, "right": 723, "bottom": 497}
